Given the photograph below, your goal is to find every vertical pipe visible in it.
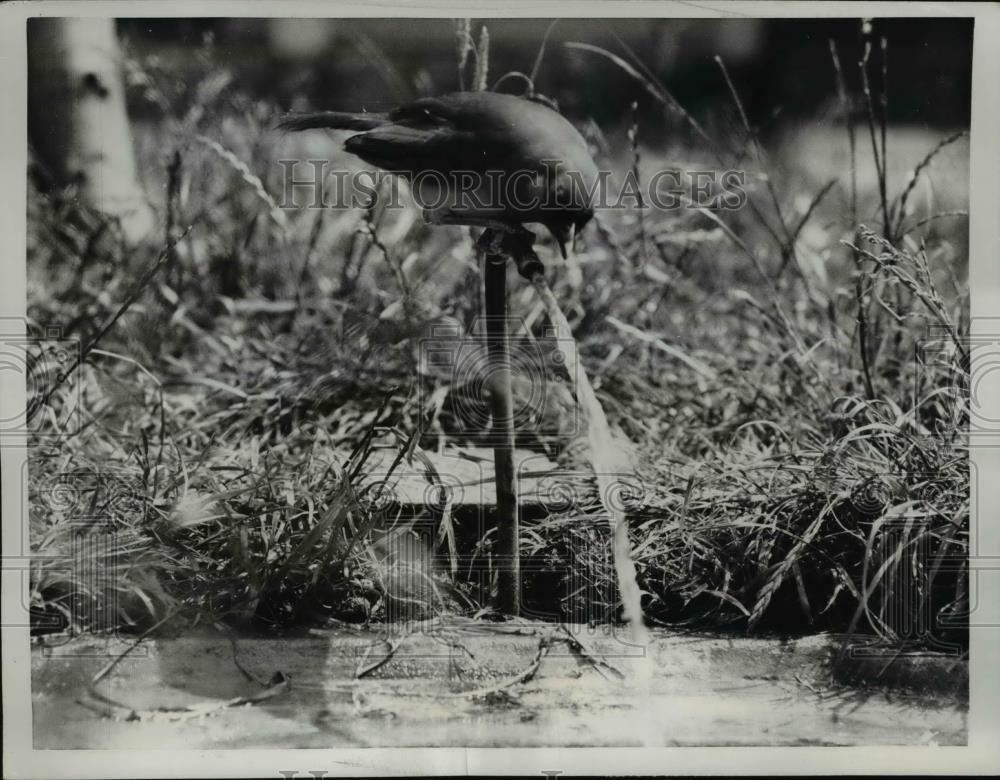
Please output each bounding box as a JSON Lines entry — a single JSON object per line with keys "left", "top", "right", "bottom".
{"left": 483, "top": 252, "right": 520, "bottom": 615}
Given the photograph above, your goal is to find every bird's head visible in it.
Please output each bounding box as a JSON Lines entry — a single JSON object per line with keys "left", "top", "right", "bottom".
{"left": 545, "top": 210, "right": 593, "bottom": 260}
{"left": 542, "top": 167, "right": 597, "bottom": 259}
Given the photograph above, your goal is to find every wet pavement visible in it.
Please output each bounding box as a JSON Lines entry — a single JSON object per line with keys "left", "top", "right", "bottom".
{"left": 31, "top": 621, "right": 967, "bottom": 748}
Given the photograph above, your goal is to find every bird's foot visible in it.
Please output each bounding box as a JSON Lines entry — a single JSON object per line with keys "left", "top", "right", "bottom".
{"left": 421, "top": 209, "right": 544, "bottom": 279}
{"left": 476, "top": 227, "right": 508, "bottom": 256}
{"left": 475, "top": 227, "right": 545, "bottom": 280}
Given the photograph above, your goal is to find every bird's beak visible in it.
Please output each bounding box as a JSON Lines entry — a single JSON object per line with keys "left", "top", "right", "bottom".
{"left": 557, "top": 223, "right": 576, "bottom": 260}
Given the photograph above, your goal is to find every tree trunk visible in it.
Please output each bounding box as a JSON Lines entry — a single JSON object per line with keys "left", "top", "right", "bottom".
{"left": 28, "top": 18, "right": 155, "bottom": 243}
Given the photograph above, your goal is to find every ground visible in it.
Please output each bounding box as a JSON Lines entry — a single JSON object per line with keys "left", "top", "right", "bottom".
{"left": 33, "top": 622, "right": 966, "bottom": 748}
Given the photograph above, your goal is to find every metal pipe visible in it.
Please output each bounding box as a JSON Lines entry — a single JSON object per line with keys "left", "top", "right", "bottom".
{"left": 483, "top": 251, "right": 520, "bottom": 616}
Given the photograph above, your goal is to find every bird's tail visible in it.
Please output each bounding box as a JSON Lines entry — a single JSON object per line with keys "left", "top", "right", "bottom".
{"left": 276, "top": 111, "right": 389, "bottom": 133}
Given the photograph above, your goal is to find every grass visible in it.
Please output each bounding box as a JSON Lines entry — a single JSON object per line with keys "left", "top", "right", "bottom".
{"left": 27, "top": 21, "right": 969, "bottom": 655}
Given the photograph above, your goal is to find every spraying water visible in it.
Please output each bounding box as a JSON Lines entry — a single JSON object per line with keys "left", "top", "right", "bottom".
{"left": 530, "top": 276, "right": 651, "bottom": 653}
{"left": 529, "top": 274, "right": 659, "bottom": 745}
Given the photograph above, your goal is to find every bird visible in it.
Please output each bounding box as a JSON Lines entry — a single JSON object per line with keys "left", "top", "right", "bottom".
{"left": 278, "top": 91, "right": 599, "bottom": 259}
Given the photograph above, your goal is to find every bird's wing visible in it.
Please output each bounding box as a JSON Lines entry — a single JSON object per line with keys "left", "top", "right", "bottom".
{"left": 392, "top": 93, "right": 591, "bottom": 171}
{"left": 388, "top": 97, "right": 458, "bottom": 128}
{"left": 277, "top": 111, "right": 389, "bottom": 132}
{"left": 393, "top": 94, "right": 520, "bottom": 133}
{"left": 344, "top": 124, "right": 474, "bottom": 173}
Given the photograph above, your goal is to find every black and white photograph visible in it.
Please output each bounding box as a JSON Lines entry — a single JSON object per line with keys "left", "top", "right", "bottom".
{"left": 2, "top": 2, "right": 998, "bottom": 776}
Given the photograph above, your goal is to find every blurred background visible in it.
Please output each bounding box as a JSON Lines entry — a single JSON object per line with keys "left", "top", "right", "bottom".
{"left": 117, "top": 17, "right": 973, "bottom": 131}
